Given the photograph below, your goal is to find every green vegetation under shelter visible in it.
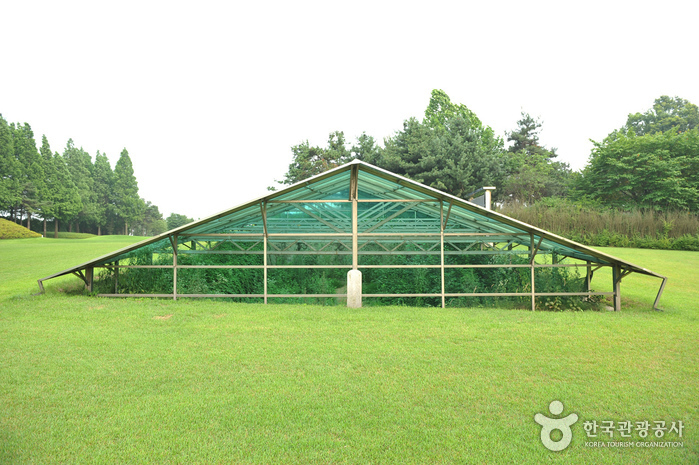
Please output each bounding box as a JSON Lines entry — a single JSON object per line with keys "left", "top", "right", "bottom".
{"left": 38, "top": 161, "right": 666, "bottom": 310}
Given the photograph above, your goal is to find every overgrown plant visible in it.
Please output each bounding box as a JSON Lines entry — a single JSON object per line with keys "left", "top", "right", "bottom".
{"left": 93, "top": 239, "right": 597, "bottom": 310}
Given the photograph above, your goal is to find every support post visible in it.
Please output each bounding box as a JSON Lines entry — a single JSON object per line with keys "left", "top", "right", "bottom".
{"left": 261, "top": 202, "right": 268, "bottom": 304}
{"left": 173, "top": 234, "right": 178, "bottom": 301}
{"left": 350, "top": 165, "right": 359, "bottom": 271}
{"left": 86, "top": 267, "right": 94, "bottom": 293}
{"left": 440, "top": 201, "right": 445, "bottom": 308}
{"left": 348, "top": 164, "right": 361, "bottom": 308}
{"left": 612, "top": 264, "right": 621, "bottom": 311}
{"left": 585, "top": 260, "right": 592, "bottom": 293}
{"left": 114, "top": 261, "right": 119, "bottom": 295}
{"left": 530, "top": 233, "right": 536, "bottom": 311}
{"left": 653, "top": 276, "right": 668, "bottom": 311}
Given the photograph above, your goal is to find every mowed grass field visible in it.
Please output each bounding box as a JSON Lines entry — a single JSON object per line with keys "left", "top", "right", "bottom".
{"left": 0, "top": 236, "right": 697, "bottom": 464}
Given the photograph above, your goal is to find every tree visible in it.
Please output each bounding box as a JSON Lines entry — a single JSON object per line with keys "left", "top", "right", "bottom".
{"left": 12, "top": 123, "right": 44, "bottom": 228}
{"left": 374, "top": 90, "right": 507, "bottom": 199}
{"left": 623, "top": 95, "right": 699, "bottom": 136}
{"left": 573, "top": 129, "right": 699, "bottom": 211}
{"left": 281, "top": 131, "right": 354, "bottom": 185}
{"left": 0, "top": 115, "right": 21, "bottom": 217}
{"left": 92, "top": 151, "right": 114, "bottom": 235}
{"left": 113, "top": 148, "right": 142, "bottom": 234}
{"left": 166, "top": 213, "right": 194, "bottom": 230}
{"left": 51, "top": 152, "right": 82, "bottom": 237}
{"left": 63, "top": 139, "right": 96, "bottom": 233}
{"left": 351, "top": 132, "right": 380, "bottom": 164}
{"left": 136, "top": 201, "right": 167, "bottom": 236}
{"left": 502, "top": 112, "right": 570, "bottom": 203}
{"left": 38, "top": 135, "right": 58, "bottom": 236}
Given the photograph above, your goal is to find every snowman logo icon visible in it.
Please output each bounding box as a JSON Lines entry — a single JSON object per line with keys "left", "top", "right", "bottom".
{"left": 534, "top": 400, "right": 578, "bottom": 451}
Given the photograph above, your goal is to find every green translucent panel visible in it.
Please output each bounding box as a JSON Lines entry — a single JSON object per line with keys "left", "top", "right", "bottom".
{"left": 273, "top": 171, "right": 351, "bottom": 201}
{"left": 357, "top": 170, "right": 435, "bottom": 200}
{"left": 536, "top": 238, "right": 607, "bottom": 263}
{"left": 266, "top": 202, "right": 352, "bottom": 234}
{"left": 186, "top": 206, "right": 264, "bottom": 235}
{"left": 357, "top": 201, "right": 441, "bottom": 233}
{"left": 97, "top": 238, "right": 173, "bottom": 265}
{"left": 444, "top": 203, "right": 522, "bottom": 234}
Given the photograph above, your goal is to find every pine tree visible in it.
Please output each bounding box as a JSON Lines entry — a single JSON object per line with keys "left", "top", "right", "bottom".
{"left": 113, "top": 148, "right": 141, "bottom": 234}
{"left": 51, "top": 152, "right": 82, "bottom": 237}
{"left": 93, "top": 151, "right": 114, "bottom": 235}
{"left": 502, "top": 112, "right": 570, "bottom": 204}
{"left": 63, "top": 139, "right": 96, "bottom": 233}
{"left": 12, "top": 123, "right": 44, "bottom": 228}
{"left": 38, "top": 135, "right": 58, "bottom": 236}
{"left": 0, "top": 115, "right": 21, "bottom": 216}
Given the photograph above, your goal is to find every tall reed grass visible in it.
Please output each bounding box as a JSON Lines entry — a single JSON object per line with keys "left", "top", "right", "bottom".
{"left": 498, "top": 199, "right": 699, "bottom": 250}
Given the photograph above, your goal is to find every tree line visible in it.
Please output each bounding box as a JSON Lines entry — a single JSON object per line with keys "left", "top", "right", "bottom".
{"left": 278, "top": 90, "right": 699, "bottom": 213}
{"left": 0, "top": 115, "right": 192, "bottom": 237}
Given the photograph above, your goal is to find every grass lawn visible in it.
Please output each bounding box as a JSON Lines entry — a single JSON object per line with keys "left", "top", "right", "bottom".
{"left": 0, "top": 238, "right": 697, "bottom": 464}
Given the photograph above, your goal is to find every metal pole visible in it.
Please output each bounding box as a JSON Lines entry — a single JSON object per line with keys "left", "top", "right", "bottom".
{"left": 586, "top": 261, "right": 592, "bottom": 293}
{"left": 653, "top": 276, "right": 668, "bottom": 311}
{"left": 261, "top": 202, "right": 268, "bottom": 304}
{"left": 351, "top": 165, "right": 358, "bottom": 270}
{"left": 440, "top": 202, "right": 445, "bottom": 309}
{"left": 173, "top": 234, "right": 178, "bottom": 301}
{"left": 86, "top": 267, "right": 94, "bottom": 293}
{"left": 530, "top": 233, "right": 535, "bottom": 311}
{"left": 613, "top": 265, "right": 621, "bottom": 311}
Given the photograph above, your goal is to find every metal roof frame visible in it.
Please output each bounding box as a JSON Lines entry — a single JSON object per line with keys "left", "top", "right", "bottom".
{"left": 38, "top": 159, "right": 667, "bottom": 309}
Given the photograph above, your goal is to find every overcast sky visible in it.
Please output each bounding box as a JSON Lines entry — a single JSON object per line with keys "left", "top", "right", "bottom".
{"left": 2, "top": 1, "right": 697, "bottom": 219}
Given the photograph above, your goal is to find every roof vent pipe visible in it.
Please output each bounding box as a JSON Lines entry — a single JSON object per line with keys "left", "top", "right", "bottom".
{"left": 468, "top": 187, "right": 496, "bottom": 210}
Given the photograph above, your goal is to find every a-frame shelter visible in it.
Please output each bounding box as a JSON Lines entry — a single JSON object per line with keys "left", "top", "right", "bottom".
{"left": 38, "top": 160, "right": 667, "bottom": 310}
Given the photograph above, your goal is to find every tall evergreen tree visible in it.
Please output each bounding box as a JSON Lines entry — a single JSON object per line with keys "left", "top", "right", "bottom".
{"left": 0, "top": 115, "right": 21, "bottom": 216}
{"left": 12, "top": 123, "right": 44, "bottom": 228}
{"left": 376, "top": 90, "right": 507, "bottom": 199}
{"left": 502, "top": 112, "right": 570, "bottom": 203}
{"left": 63, "top": 139, "right": 96, "bottom": 232}
{"left": 281, "top": 131, "right": 354, "bottom": 185}
{"left": 92, "top": 151, "right": 114, "bottom": 235}
{"left": 51, "top": 151, "right": 82, "bottom": 237}
{"left": 38, "top": 135, "right": 58, "bottom": 236}
{"left": 136, "top": 200, "right": 166, "bottom": 236}
{"left": 113, "top": 148, "right": 141, "bottom": 234}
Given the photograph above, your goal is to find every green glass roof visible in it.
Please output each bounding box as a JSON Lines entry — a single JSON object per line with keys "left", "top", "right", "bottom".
{"left": 39, "top": 160, "right": 664, "bottom": 283}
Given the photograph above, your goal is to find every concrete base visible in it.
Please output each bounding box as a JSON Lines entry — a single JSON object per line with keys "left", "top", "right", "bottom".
{"left": 347, "top": 269, "right": 362, "bottom": 308}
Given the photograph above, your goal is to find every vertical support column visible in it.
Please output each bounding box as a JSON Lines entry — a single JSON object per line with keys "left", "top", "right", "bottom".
{"left": 585, "top": 261, "right": 592, "bottom": 294}
{"left": 440, "top": 201, "right": 445, "bottom": 309}
{"left": 261, "top": 202, "right": 268, "bottom": 304}
{"left": 612, "top": 264, "right": 621, "bottom": 311}
{"left": 350, "top": 165, "right": 358, "bottom": 271}
{"left": 86, "top": 267, "right": 94, "bottom": 293}
{"left": 114, "top": 261, "right": 119, "bottom": 295}
{"left": 173, "top": 234, "right": 178, "bottom": 301}
{"left": 530, "top": 233, "right": 536, "bottom": 311}
{"left": 347, "top": 164, "right": 361, "bottom": 308}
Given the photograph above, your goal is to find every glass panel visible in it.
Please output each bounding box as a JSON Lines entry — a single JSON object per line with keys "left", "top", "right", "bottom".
{"left": 272, "top": 171, "right": 351, "bottom": 201}
{"left": 266, "top": 202, "right": 352, "bottom": 234}
{"left": 357, "top": 170, "right": 435, "bottom": 201}
{"left": 357, "top": 201, "right": 441, "bottom": 233}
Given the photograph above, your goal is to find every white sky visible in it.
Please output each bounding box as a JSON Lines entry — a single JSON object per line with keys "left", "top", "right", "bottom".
{"left": 2, "top": 0, "right": 698, "bottom": 219}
